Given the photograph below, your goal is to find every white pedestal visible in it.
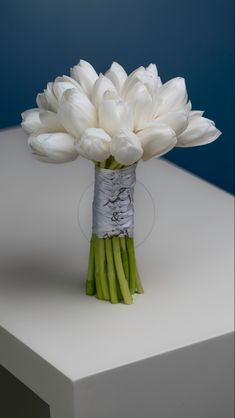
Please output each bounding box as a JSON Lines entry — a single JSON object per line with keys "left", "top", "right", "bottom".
{"left": 0, "top": 127, "right": 234, "bottom": 418}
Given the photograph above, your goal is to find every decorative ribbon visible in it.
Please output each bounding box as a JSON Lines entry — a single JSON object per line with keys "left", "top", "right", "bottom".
{"left": 92, "top": 164, "right": 136, "bottom": 238}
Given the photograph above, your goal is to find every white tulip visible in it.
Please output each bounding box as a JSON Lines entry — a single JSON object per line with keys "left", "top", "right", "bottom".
{"left": 177, "top": 111, "right": 222, "bottom": 147}
{"left": 36, "top": 77, "right": 81, "bottom": 112}
{"left": 111, "top": 129, "right": 143, "bottom": 165}
{"left": 52, "top": 81, "right": 79, "bottom": 103}
{"left": 91, "top": 74, "right": 118, "bottom": 108}
{"left": 77, "top": 128, "right": 111, "bottom": 162}
{"left": 43, "top": 82, "right": 59, "bottom": 112}
{"left": 21, "top": 109, "right": 43, "bottom": 134}
{"left": 58, "top": 89, "right": 97, "bottom": 139}
{"left": 154, "top": 77, "right": 188, "bottom": 117}
{"left": 21, "top": 108, "right": 67, "bottom": 135}
{"left": 28, "top": 132, "right": 78, "bottom": 163}
{"left": 137, "top": 123, "right": 177, "bottom": 160}
{"left": 71, "top": 60, "right": 98, "bottom": 96}
{"left": 99, "top": 97, "right": 134, "bottom": 136}
{"left": 153, "top": 109, "right": 189, "bottom": 135}
{"left": 124, "top": 81, "right": 153, "bottom": 131}
{"left": 36, "top": 91, "right": 52, "bottom": 110}
{"left": 105, "top": 62, "right": 127, "bottom": 93}
{"left": 122, "top": 64, "right": 159, "bottom": 100}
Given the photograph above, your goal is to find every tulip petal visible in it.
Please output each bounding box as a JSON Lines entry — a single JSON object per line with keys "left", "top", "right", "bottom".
{"left": 153, "top": 109, "right": 189, "bottom": 135}
{"left": 122, "top": 65, "right": 159, "bottom": 100}
{"left": 177, "top": 112, "right": 222, "bottom": 147}
{"left": 54, "top": 75, "right": 82, "bottom": 89}
{"left": 21, "top": 109, "right": 43, "bottom": 134}
{"left": 99, "top": 99, "right": 133, "bottom": 136}
{"left": 146, "top": 63, "right": 158, "bottom": 80}
{"left": 71, "top": 60, "right": 98, "bottom": 96}
{"left": 105, "top": 62, "right": 127, "bottom": 92}
{"left": 58, "top": 89, "right": 97, "bottom": 138}
{"left": 53, "top": 82, "right": 77, "bottom": 102}
{"left": 36, "top": 93, "right": 52, "bottom": 110}
{"left": 111, "top": 129, "right": 143, "bottom": 165}
{"left": 125, "top": 81, "right": 153, "bottom": 131}
{"left": 154, "top": 77, "right": 188, "bottom": 116}
{"left": 77, "top": 128, "right": 111, "bottom": 162}
{"left": 137, "top": 123, "right": 177, "bottom": 160}
{"left": 28, "top": 132, "right": 78, "bottom": 163}
{"left": 44, "top": 82, "right": 58, "bottom": 112}
{"left": 92, "top": 74, "right": 118, "bottom": 108}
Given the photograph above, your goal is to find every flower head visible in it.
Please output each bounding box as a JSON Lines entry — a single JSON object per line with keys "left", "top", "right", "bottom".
{"left": 21, "top": 60, "right": 221, "bottom": 164}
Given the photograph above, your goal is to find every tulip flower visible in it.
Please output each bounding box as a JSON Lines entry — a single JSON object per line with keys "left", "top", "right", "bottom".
{"left": 28, "top": 132, "right": 78, "bottom": 163}
{"left": 71, "top": 60, "right": 98, "bottom": 96}
{"left": 137, "top": 123, "right": 177, "bottom": 160}
{"left": 36, "top": 76, "right": 82, "bottom": 112}
{"left": 77, "top": 128, "right": 111, "bottom": 162}
{"left": 99, "top": 96, "right": 134, "bottom": 136}
{"left": 105, "top": 62, "right": 127, "bottom": 93}
{"left": 58, "top": 88, "right": 97, "bottom": 138}
{"left": 21, "top": 109, "right": 42, "bottom": 134}
{"left": 92, "top": 74, "right": 118, "bottom": 108}
{"left": 176, "top": 111, "right": 221, "bottom": 147}
{"left": 111, "top": 129, "right": 143, "bottom": 165}
{"left": 21, "top": 109, "right": 65, "bottom": 134}
{"left": 153, "top": 77, "right": 189, "bottom": 117}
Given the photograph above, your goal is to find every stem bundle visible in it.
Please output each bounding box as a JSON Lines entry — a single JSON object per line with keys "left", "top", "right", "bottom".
{"left": 86, "top": 234, "right": 144, "bottom": 304}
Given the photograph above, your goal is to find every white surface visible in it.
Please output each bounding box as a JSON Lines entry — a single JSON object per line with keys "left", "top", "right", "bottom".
{"left": 0, "top": 127, "right": 234, "bottom": 417}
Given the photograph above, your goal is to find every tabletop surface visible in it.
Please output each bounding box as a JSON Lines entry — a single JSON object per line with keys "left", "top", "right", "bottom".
{"left": 0, "top": 127, "right": 234, "bottom": 381}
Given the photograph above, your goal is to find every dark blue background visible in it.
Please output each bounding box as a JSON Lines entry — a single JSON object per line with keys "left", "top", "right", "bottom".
{"left": 0, "top": 0, "right": 234, "bottom": 193}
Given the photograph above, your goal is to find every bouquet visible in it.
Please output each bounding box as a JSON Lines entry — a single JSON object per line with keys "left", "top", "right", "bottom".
{"left": 21, "top": 60, "right": 221, "bottom": 304}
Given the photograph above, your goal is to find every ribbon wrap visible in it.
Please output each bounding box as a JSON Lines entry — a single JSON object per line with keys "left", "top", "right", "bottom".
{"left": 92, "top": 164, "right": 136, "bottom": 238}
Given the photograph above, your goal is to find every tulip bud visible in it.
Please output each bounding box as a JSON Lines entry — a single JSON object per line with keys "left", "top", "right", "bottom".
{"left": 137, "top": 123, "right": 177, "bottom": 160}
{"left": 124, "top": 81, "right": 153, "bottom": 131}
{"left": 77, "top": 128, "right": 111, "bottom": 162}
{"left": 177, "top": 111, "right": 222, "bottom": 147}
{"left": 71, "top": 60, "right": 98, "bottom": 96}
{"left": 28, "top": 132, "right": 78, "bottom": 163}
{"left": 111, "top": 129, "right": 143, "bottom": 165}
{"left": 92, "top": 74, "right": 118, "bottom": 108}
{"left": 99, "top": 97, "right": 134, "bottom": 137}
{"left": 154, "top": 77, "right": 188, "bottom": 117}
{"left": 153, "top": 109, "right": 189, "bottom": 136}
{"left": 105, "top": 62, "right": 127, "bottom": 93}
{"left": 21, "top": 109, "right": 42, "bottom": 134}
{"left": 58, "top": 89, "right": 97, "bottom": 139}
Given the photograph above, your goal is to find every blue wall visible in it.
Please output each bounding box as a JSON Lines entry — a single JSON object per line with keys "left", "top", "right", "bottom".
{"left": 0, "top": 0, "right": 234, "bottom": 193}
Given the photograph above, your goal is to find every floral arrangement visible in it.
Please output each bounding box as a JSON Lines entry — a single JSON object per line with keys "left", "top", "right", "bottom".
{"left": 21, "top": 60, "right": 221, "bottom": 304}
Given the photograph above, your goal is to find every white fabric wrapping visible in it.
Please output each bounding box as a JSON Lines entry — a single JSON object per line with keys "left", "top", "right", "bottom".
{"left": 92, "top": 164, "right": 136, "bottom": 238}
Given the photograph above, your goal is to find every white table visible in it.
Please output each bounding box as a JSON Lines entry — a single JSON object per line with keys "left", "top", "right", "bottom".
{"left": 0, "top": 127, "right": 234, "bottom": 418}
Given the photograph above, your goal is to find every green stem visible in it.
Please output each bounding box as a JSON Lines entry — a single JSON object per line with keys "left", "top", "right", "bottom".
{"left": 93, "top": 235, "right": 104, "bottom": 300}
{"left": 112, "top": 237, "right": 133, "bottom": 304}
{"left": 126, "top": 237, "right": 144, "bottom": 294}
{"left": 96, "top": 236, "right": 110, "bottom": 301}
{"left": 108, "top": 160, "right": 119, "bottom": 170}
{"left": 105, "top": 238, "right": 119, "bottom": 304}
{"left": 119, "top": 236, "right": 129, "bottom": 285}
{"left": 135, "top": 268, "right": 144, "bottom": 294}
{"left": 86, "top": 235, "right": 96, "bottom": 295}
